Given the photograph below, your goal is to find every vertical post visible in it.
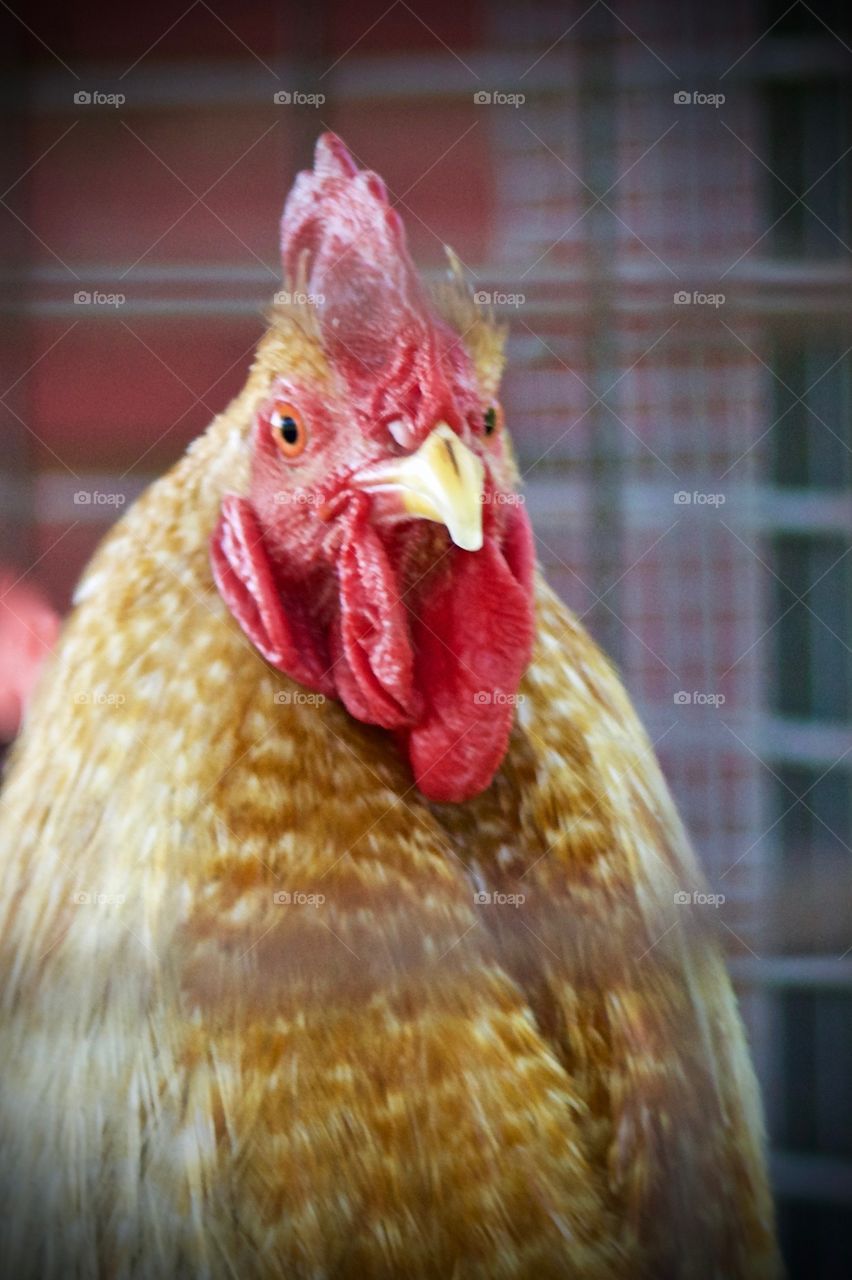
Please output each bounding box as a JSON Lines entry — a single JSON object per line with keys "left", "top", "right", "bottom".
{"left": 577, "top": 7, "right": 623, "bottom": 667}
{"left": 0, "top": 17, "right": 36, "bottom": 572}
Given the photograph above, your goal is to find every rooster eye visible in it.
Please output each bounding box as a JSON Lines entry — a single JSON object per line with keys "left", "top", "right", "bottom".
{"left": 269, "top": 401, "right": 307, "bottom": 459}
{"left": 483, "top": 404, "right": 503, "bottom": 438}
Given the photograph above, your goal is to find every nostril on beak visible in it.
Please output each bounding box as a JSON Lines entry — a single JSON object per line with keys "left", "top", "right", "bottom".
{"left": 387, "top": 419, "right": 414, "bottom": 450}
{"left": 442, "top": 436, "right": 461, "bottom": 478}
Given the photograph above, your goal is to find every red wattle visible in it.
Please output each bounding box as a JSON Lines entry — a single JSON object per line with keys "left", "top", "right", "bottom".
{"left": 403, "top": 505, "right": 536, "bottom": 803}
{"left": 210, "top": 496, "right": 335, "bottom": 695}
{"left": 331, "top": 499, "right": 419, "bottom": 730}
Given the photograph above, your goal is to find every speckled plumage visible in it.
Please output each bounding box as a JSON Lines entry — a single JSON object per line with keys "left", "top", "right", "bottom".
{"left": 0, "top": 178, "right": 778, "bottom": 1279}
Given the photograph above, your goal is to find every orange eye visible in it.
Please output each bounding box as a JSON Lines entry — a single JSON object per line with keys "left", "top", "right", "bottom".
{"left": 483, "top": 403, "right": 503, "bottom": 438}
{"left": 269, "top": 401, "right": 307, "bottom": 459}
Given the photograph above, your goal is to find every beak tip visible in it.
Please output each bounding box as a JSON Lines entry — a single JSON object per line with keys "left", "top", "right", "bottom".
{"left": 451, "top": 529, "right": 484, "bottom": 553}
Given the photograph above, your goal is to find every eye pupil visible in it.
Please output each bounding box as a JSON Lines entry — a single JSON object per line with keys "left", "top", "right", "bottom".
{"left": 279, "top": 416, "right": 299, "bottom": 445}
{"left": 269, "top": 400, "right": 307, "bottom": 458}
{"left": 484, "top": 407, "right": 497, "bottom": 435}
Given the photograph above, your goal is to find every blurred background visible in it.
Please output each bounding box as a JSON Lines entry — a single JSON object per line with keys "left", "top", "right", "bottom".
{"left": 1, "top": 0, "right": 850, "bottom": 1273}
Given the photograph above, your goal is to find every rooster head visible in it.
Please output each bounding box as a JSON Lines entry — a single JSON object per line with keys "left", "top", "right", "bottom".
{"left": 211, "top": 134, "right": 535, "bottom": 803}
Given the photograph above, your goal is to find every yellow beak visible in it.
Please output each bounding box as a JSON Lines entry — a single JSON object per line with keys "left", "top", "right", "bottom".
{"left": 353, "top": 423, "right": 485, "bottom": 552}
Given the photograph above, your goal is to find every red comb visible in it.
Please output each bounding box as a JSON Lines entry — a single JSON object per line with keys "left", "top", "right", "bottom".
{"left": 279, "top": 134, "right": 479, "bottom": 442}
{"left": 280, "top": 134, "right": 411, "bottom": 323}
{"left": 310, "top": 132, "right": 359, "bottom": 181}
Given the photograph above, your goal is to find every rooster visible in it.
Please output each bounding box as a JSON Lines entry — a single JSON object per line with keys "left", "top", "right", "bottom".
{"left": 0, "top": 134, "right": 779, "bottom": 1279}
